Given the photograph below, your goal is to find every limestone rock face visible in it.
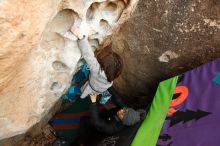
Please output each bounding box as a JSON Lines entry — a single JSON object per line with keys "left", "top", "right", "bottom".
{"left": 112, "top": 0, "right": 220, "bottom": 106}
{"left": 0, "top": 0, "right": 138, "bottom": 142}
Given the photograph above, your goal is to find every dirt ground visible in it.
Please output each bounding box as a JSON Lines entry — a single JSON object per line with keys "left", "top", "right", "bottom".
{"left": 17, "top": 125, "right": 56, "bottom": 146}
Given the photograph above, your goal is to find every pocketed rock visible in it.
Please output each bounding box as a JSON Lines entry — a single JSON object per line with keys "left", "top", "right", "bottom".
{"left": 0, "top": 0, "right": 139, "bottom": 144}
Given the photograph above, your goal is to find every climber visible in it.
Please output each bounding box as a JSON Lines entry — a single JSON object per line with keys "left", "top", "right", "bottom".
{"left": 71, "top": 25, "right": 123, "bottom": 100}
{"left": 73, "top": 92, "right": 146, "bottom": 146}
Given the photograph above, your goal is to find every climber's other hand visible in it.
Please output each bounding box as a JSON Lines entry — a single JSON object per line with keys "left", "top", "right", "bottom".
{"left": 90, "top": 93, "right": 98, "bottom": 103}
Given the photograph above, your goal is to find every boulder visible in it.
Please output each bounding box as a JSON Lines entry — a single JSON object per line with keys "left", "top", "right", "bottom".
{"left": 0, "top": 0, "right": 138, "bottom": 144}
{"left": 112, "top": 0, "right": 220, "bottom": 106}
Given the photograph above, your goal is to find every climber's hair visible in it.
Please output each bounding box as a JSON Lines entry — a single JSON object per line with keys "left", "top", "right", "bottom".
{"left": 96, "top": 44, "right": 123, "bottom": 82}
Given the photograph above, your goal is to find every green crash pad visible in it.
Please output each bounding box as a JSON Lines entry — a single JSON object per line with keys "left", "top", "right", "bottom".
{"left": 131, "top": 76, "right": 178, "bottom": 146}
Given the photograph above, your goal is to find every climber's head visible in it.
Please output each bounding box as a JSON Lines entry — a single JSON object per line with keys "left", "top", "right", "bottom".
{"left": 97, "top": 44, "right": 123, "bottom": 82}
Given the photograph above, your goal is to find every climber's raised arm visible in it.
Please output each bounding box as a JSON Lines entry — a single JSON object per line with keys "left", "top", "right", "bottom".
{"left": 71, "top": 25, "right": 100, "bottom": 72}
{"left": 77, "top": 37, "right": 100, "bottom": 71}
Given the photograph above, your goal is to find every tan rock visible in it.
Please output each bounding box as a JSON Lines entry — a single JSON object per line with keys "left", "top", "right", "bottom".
{"left": 0, "top": 0, "right": 139, "bottom": 142}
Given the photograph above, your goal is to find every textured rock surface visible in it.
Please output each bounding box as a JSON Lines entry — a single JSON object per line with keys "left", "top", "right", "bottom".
{"left": 112, "top": 0, "right": 220, "bottom": 105}
{"left": 0, "top": 0, "right": 138, "bottom": 143}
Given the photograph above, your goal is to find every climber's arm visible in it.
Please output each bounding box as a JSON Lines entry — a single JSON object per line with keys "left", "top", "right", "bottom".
{"left": 77, "top": 37, "right": 100, "bottom": 71}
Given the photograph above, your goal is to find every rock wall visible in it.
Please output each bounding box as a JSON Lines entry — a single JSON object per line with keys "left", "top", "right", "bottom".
{"left": 0, "top": 0, "right": 138, "bottom": 143}
{"left": 112, "top": 0, "right": 220, "bottom": 106}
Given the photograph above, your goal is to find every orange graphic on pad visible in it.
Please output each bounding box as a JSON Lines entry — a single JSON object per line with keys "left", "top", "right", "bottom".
{"left": 168, "top": 86, "right": 189, "bottom": 115}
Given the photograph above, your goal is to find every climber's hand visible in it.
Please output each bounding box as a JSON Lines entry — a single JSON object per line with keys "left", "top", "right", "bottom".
{"left": 90, "top": 93, "right": 98, "bottom": 103}
{"left": 71, "top": 25, "right": 83, "bottom": 39}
